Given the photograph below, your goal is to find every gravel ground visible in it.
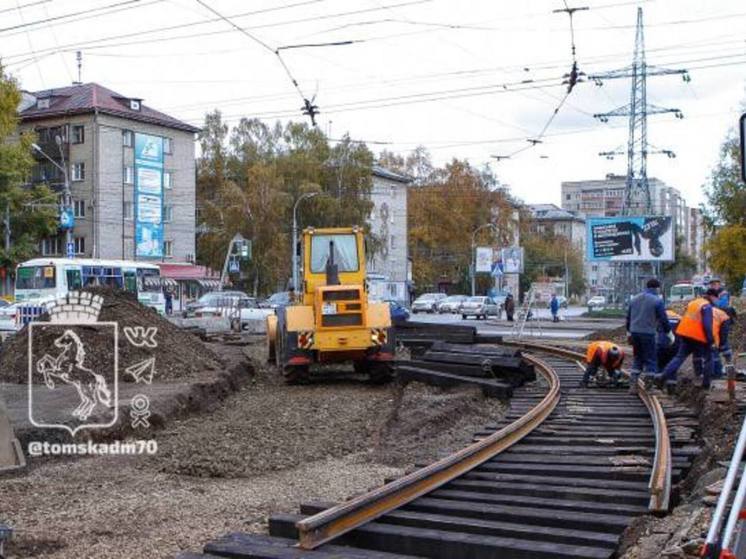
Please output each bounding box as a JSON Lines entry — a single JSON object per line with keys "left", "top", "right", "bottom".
{"left": 2, "top": 338, "right": 507, "bottom": 558}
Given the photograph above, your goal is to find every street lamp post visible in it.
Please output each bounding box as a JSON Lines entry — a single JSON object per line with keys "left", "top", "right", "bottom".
{"left": 471, "top": 223, "right": 497, "bottom": 296}
{"left": 32, "top": 137, "right": 73, "bottom": 250}
{"left": 292, "top": 192, "right": 319, "bottom": 291}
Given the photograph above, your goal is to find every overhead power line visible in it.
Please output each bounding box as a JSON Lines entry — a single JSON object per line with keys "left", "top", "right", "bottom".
{"left": 0, "top": 0, "right": 144, "bottom": 34}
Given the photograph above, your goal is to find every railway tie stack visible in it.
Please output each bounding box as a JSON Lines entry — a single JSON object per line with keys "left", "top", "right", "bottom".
{"left": 179, "top": 341, "right": 699, "bottom": 559}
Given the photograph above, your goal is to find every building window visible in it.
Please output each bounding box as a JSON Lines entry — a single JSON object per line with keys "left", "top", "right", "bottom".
{"left": 163, "top": 240, "right": 173, "bottom": 257}
{"left": 72, "top": 125, "right": 85, "bottom": 144}
{"left": 163, "top": 137, "right": 172, "bottom": 154}
{"left": 163, "top": 171, "right": 173, "bottom": 189}
{"left": 73, "top": 200, "right": 86, "bottom": 218}
{"left": 123, "top": 201, "right": 134, "bottom": 220}
{"left": 163, "top": 205, "right": 173, "bottom": 223}
{"left": 74, "top": 236, "right": 86, "bottom": 255}
{"left": 124, "top": 166, "right": 134, "bottom": 184}
{"left": 123, "top": 130, "right": 134, "bottom": 147}
{"left": 71, "top": 162, "right": 85, "bottom": 181}
{"left": 41, "top": 236, "right": 61, "bottom": 255}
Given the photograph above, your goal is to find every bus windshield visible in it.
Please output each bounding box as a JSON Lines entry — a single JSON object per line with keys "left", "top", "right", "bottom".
{"left": 16, "top": 266, "right": 56, "bottom": 290}
{"left": 310, "top": 234, "right": 359, "bottom": 273}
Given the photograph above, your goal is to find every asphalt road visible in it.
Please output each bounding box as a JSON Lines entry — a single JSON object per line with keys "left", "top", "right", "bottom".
{"left": 408, "top": 305, "right": 600, "bottom": 339}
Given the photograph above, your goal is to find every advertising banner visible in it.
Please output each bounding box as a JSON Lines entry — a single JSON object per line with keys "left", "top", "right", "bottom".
{"left": 587, "top": 216, "right": 674, "bottom": 262}
{"left": 134, "top": 133, "right": 164, "bottom": 258}
{"left": 501, "top": 247, "right": 524, "bottom": 274}
{"left": 475, "top": 247, "right": 493, "bottom": 273}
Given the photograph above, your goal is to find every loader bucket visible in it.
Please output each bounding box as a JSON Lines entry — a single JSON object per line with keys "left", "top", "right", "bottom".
{"left": 0, "top": 395, "right": 25, "bottom": 473}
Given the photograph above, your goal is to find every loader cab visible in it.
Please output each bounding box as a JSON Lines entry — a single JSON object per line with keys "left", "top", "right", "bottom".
{"left": 302, "top": 227, "right": 366, "bottom": 304}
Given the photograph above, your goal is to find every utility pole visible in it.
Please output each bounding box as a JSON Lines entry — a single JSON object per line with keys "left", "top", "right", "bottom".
{"left": 32, "top": 138, "right": 74, "bottom": 254}
{"left": 589, "top": 7, "right": 688, "bottom": 304}
{"left": 3, "top": 205, "right": 9, "bottom": 296}
{"left": 292, "top": 192, "right": 319, "bottom": 290}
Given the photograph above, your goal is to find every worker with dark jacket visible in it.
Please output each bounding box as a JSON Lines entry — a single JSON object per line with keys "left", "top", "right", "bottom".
{"left": 581, "top": 341, "right": 625, "bottom": 387}
{"left": 658, "top": 288, "right": 726, "bottom": 392}
{"left": 713, "top": 306, "right": 737, "bottom": 379}
{"left": 657, "top": 310, "right": 681, "bottom": 371}
{"left": 626, "top": 278, "right": 671, "bottom": 393}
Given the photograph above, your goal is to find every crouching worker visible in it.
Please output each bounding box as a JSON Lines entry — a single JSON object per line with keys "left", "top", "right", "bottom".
{"left": 581, "top": 341, "right": 625, "bottom": 387}
{"left": 657, "top": 310, "right": 681, "bottom": 371}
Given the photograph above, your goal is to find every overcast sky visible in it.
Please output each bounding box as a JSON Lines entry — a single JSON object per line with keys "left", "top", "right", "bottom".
{"left": 2, "top": 0, "right": 745, "bottom": 208}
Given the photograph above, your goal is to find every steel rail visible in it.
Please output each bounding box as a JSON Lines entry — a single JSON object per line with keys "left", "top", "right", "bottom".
{"left": 503, "top": 339, "right": 672, "bottom": 513}
{"left": 295, "top": 352, "right": 561, "bottom": 550}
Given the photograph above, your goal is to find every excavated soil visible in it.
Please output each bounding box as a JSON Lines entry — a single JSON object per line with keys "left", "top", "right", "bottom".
{"left": 0, "top": 287, "right": 223, "bottom": 383}
{"left": 2, "top": 337, "right": 507, "bottom": 559}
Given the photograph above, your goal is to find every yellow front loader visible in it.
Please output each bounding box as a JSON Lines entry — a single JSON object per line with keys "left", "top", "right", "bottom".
{"left": 267, "top": 226, "right": 395, "bottom": 384}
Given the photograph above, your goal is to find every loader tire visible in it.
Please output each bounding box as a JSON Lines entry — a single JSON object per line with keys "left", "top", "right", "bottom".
{"left": 284, "top": 365, "right": 310, "bottom": 385}
{"left": 367, "top": 362, "right": 394, "bottom": 385}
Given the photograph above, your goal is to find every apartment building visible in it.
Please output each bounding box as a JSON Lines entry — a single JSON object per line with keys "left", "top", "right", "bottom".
{"left": 18, "top": 82, "right": 200, "bottom": 262}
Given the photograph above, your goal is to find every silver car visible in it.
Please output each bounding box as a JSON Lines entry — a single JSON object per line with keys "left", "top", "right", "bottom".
{"left": 411, "top": 293, "right": 446, "bottom": 314}
{"left": 461, "top": 296, "right": 499, "bottom": 320}
{"left": 438, "top": 295, "right": 468, "bottom": 314}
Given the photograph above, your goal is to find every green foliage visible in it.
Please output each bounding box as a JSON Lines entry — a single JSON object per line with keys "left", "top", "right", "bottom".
{"left": 519, "top": 222, "right": 585, "bottom": 297}
{"left": 0, "top": 67, "right": 57, "bottom": 275}
{"left": 703, "top": 128, "right": 746, "bottom": 287}
{"left": 661, "top": 235, "right": 697, "bottom": 286}
{"left": 708, "top": 224, "right": 746, "bottom": 289}
{"left": 196, "top": 113, "right": 375, "bottom": 295}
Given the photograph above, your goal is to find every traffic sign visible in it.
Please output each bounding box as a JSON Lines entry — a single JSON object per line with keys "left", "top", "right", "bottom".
{"left": 66, "top": 242, "right": 75, "bottom": 259}
{"left": 229, "top": 259, "right": 239, "bottom": 273}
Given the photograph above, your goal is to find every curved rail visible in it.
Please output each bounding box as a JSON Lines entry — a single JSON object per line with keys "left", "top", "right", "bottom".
{"left": 503, "top": 339, "right": 672, "bottom": 513}
{"left": 295, "top": 352, "right": 561, "bottom": 550}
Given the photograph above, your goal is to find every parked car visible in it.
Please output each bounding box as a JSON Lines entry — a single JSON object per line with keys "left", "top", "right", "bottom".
{"left": 183, "top": 290, "right": 253, "bottom": 318}
{"left": 236, "top": 298, "right": 274, "bottom": 331}
{"left": 0, "top": 301, "right": 18, "bottom": 332}
{"left": 587, "top": 295, "right": 606, "bottom": 309}
{"left": 438, "top": 295, "right": 468, "bottom": 314}
{"left": 461, "top": 296, "right": 499, "bottom": 320}
{"left": 411, "top": 293, "right": 446, "bottom": 314}
{"left": 260, "top": 291, "right": 292, "bottom": 309}
{"left": 387, "top": 300, "right": 410, "bottom": 325}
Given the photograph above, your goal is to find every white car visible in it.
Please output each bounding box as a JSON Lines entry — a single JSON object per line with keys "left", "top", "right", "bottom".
{"left": 237, "top": 298, "right": 274, "bottom": 332}
{"left": 411, "top": 293, "right": 447, "bottom": 314}
{"left": 461, "top": 296, "right": 499, "bottom": 320}
{"left": 587, "top": 295, "right": 606, "bottom": 309}
{"left": 0, "top": 301, "right": 18, "bottom": 333}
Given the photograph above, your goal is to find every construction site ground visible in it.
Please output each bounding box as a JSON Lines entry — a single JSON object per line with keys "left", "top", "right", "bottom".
{"left": 1, "top": 337, "right": 507, "bottom": 559}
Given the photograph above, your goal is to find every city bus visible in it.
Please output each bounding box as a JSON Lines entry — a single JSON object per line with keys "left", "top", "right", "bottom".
{"left": 14, "top": 258, "right": 166, "bottom": 319}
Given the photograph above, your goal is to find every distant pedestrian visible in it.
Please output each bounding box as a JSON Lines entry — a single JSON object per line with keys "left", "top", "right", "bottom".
{"left": 626, "top": 278, "right": 671, "bottom": 394}
{"left": 550, "top": 294, "right": 560, "bottom": 323}
{"left": 658, "top": 288, "right": 724, "bottom": 393}
{"left": 164, "top": 287, "right": 173, "bottom": 315}
{"left": 505, "top": 293, "right": 515, "bottom": 322}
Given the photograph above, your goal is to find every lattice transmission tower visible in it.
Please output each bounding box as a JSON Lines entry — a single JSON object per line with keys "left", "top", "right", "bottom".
{"left": 588, "top": 7, "right": 689, "bottom": 300}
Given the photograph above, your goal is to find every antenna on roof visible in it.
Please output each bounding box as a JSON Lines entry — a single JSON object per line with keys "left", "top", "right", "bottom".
{"left": 73, "top": 51, "right": 82, "bottom": 85}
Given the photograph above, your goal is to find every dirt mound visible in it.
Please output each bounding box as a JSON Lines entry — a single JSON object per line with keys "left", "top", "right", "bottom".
{"left": 586, "top": 324, "right": 627, "bottom": 344}
{"left": 0, "top": 287, "right": 223, "bottom": 384}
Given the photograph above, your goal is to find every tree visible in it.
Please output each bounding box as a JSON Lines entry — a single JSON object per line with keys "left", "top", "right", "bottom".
{"left": 519, "top": 226, "right": 585, "bottom": 297}
{"left": 661, "top": 235, "right": 697, "bottom": 286}
{"left": 703, "top": 128, "right": 746, "bottom": 287}
{"left": 408, "top": 157, "right": 514, "bottom": 294}
{"left": 196, "top": 115, "right": 376, "bottom": 295}
{"left": 0, "top": 67, "right": 57, "bottom": 292}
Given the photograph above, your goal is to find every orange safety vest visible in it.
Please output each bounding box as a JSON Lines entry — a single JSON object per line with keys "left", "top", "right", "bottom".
{"left": 677, "top": 298, "right": 722, "bottom": 346}
{"left": 586, "top": 341, "right": 623, "bottom": 369}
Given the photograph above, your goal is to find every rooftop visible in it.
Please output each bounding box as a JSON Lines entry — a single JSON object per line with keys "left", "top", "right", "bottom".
{"left": 528, "top": 203, "right": 584, "bottom": 222}
{"left": 372, "top": 165, "right": 413, "bottom": 183}
{"left": 19, "top": 83, "right": 200, "bottom": 133}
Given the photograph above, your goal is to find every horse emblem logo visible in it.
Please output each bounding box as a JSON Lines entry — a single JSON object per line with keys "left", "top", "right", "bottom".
{"left": 28, "top": 292, "right": 118, "bottom": 435}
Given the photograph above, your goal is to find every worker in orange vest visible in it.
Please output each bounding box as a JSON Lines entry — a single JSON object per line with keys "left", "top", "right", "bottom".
{"left": 657, "top": 288, "right": 724, "bottom": 393}
{"left": 581, "top": 341, "right": 625, "bottom": 387}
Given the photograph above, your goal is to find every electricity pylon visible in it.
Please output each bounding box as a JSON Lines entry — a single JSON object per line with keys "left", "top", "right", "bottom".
{"left": 588, "top": 7, "right": 689, "bottom": 303}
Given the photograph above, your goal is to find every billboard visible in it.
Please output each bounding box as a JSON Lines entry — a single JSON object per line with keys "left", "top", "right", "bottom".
{"left": 587, "top": 216, "right": 674, "bottom": 262}
{"left": 134, "top": 133, "right": 164, "bottom": 258}
{"left": 475, "top": 247, "right": 493, "bottom": 273}
{"left": 501, "top": 247, "right": 524, "bottom": 274}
